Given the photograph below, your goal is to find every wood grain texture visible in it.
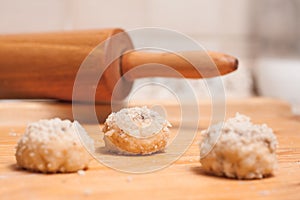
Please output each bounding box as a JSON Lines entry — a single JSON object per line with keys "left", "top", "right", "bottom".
{"left": 0, "top": 98, "right": 300, "bottom": 200}
{"left": 0, "top": 29, "right": 134, "bottom": 103}
{"left": 0, "top": 29, "right": 237, "bottom": 103}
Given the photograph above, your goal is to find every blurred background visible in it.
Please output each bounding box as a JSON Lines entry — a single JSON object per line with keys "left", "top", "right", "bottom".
{"left": 0, "top": 0, "right": 299, "bottom": 114}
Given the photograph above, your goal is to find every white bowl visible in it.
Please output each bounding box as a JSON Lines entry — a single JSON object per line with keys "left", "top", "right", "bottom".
{"left": 254, "top": 58, "right": 300, "bottom": 115}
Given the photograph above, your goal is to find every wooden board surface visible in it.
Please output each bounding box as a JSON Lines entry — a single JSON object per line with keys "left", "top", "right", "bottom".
{"left": 1, "top": 98, "right": 300, "bottom": 200}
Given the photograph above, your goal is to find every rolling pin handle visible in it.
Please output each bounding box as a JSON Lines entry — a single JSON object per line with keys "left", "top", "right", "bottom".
{"left": 121, "top": 50, "right": 238, "bottom": 81}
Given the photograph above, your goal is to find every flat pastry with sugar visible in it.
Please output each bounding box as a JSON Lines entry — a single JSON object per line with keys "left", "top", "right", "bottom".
{"left": 103, "top": 107, "right": 171, "bottom": 155}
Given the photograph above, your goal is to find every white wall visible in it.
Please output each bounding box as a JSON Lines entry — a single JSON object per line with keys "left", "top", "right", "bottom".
{"left": 0, "top": 0, "right": 281, "bottom": 102}
{"left": 0, "top": 0, "right": 251, "bottom": 52}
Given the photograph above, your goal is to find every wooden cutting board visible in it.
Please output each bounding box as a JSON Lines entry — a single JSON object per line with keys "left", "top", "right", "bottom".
{"left": 1, "top": 98, "right": 300, "bottom": 200}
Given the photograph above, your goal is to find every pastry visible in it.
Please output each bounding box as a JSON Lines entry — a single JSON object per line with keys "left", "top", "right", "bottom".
{"left": 103, "top": 107, "right": 171, "bottom": 155}
{"left": 15, "top": 118, "right": 94, "bottom": 173}
{"left": 200, "top": 113, "right": 278, "bottom": 179}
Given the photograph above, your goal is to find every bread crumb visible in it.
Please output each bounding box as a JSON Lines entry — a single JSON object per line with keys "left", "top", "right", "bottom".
{"left": 83, "top": 189, "right": 93, "bottom": 196}
{"left": 0, "top": 175, "right": 7, "bottom": 179}
{"left": 9, "top": 132, "right": 17, "bottom": 136}
{"left": 258, "top": 190, "right": 271, "bottom": 196}
{"left": 77, "top": 170, "right": 86, "bottom": 176}
{"left": 126, "top": 176, "right": 133, "bottom": 182}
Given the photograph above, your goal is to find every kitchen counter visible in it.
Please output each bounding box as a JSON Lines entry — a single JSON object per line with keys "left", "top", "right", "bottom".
{"left": 0, "top": 98, "right": 299, "bottom": 200}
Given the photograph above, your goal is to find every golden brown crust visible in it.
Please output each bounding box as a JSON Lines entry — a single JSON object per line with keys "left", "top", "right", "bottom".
{"left": 104, "top": 130, "right": 169, "bottom": 155}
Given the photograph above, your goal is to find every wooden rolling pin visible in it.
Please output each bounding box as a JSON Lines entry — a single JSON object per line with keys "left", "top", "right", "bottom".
{"left": 0, "top": 28, "right": 238, "bottom": 103}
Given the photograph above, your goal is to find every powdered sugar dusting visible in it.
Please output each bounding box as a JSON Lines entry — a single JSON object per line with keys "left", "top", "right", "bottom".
{"left": 103, "top": 107, "right": 172, "bottom": 155}
{"left": 106, "top": 106, "right": 171, "bottom": 138}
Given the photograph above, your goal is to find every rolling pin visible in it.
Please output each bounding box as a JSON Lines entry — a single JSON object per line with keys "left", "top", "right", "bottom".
{"left": 0, "top": 28, "right": 238, "bottom": 103}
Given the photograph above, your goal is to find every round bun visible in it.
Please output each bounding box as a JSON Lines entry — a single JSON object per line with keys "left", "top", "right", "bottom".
{"left": 200, "top": 113, "right": 278, "bottom": 179}
{"left": 103, "top": 107, "right": 171, "bottom": 155}
{"left": 15, "top": 118, "right": 94, "bottom": 173}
